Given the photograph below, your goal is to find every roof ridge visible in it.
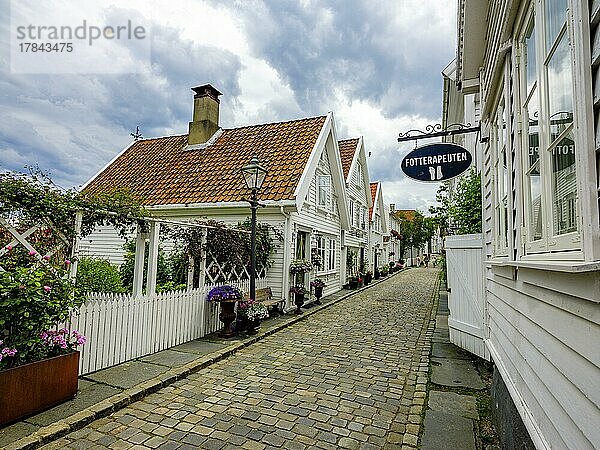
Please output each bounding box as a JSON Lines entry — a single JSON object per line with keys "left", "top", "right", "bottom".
{"left": 222, "top": 114, "right": 327, "bottom": 132}
{"left": 338, "top": 137, "right": 360, "bottom": 143}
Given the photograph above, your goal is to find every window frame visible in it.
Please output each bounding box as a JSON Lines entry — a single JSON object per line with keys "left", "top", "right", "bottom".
{"left": 517, "top": 1, "right": 581, "bottom": 256}
{"left": 317, "top": 174, "right": 331, "bottom": 209}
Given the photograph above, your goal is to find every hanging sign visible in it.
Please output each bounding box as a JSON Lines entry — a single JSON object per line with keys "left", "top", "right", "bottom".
{"left": 401, "top": 143, "right": 472, "bottom": 182}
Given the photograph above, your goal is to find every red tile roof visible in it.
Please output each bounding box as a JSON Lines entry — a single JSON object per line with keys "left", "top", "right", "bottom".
{"left": 84, "top": 116, "right": 327, "bottom": 206}
{"left": 369, "top": 182, "right": 378, "bottom": 220}
{"left": 337, "top": 138, "right": 359, "bottom": 179}
{"left": 393, "top": 209, "right": 417, "bottom": 221}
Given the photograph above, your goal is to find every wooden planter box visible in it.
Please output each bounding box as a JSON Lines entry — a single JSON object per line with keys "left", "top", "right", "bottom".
{"left": 0, "top": 351, "right": 79, "bottom": 425}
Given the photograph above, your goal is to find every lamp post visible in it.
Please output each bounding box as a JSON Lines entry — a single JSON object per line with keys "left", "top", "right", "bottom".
{"left": 241, "top": 155, "right": 268, "bottom": 302}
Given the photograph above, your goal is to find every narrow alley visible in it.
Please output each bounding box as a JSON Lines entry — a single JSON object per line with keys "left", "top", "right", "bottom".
{"left": 42, "top": 269, "right": 439, "bottom": 450}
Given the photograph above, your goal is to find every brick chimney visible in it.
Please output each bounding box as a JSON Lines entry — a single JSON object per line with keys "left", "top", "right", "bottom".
{"left": 188, "top": 84, "right": 222, "bottom": 145}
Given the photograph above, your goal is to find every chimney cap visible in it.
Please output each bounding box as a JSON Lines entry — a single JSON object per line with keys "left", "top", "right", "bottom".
{"left": 191, "top": 84, "right": 223, "bottom": 100}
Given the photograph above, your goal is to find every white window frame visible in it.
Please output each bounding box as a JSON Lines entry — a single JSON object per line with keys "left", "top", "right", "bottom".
{"left": 316, "top": 235, "right": 326, "bottom": 274}
{"left": 318, "top": 175, "right": 331, "bottom": 209}
{"left": 328, "top": 238, "right": 336, "bottom": 271}
{"left": 492, "top": 82, "right": 510, "bottom": 257}
{"left": 517, "top": 1, "right": 581, "bottom": 257}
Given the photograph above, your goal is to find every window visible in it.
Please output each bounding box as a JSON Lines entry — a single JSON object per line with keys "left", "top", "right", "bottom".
{"left": 519, "top": 2, "right": 579, "bottom": 253}
{"left": 316, "top": 236, "right": 326, "bottom": 272}
{"left": 328, "top": 239, "right": 336, "bottom": 271}
{"left": 349, "top": 200, "right": 354, "bottom": 225}
{"left": 356, "top": 163, "right": 363, "bottom": 186}
{"left": 318, "top": 175, "right": 330, "bottom": 208}
{"left": 492, "top": 91, "right": 509, "bottom": 256}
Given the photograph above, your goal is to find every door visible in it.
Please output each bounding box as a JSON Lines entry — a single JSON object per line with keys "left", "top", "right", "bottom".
{"left": 445, "top": 234, "right": 489, "bottom": 360}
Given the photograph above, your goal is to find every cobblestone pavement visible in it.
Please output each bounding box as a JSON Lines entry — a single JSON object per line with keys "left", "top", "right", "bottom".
{"left": 42, "top": 268, "right": 439, "bottom": 450}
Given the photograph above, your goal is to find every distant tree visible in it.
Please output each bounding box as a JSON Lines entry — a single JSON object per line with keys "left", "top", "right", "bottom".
{"left": 430, "top": 168, "right": 482, "bottom": 235}
{"left": 396, "top": 210, "right": 434, "bottom": 259}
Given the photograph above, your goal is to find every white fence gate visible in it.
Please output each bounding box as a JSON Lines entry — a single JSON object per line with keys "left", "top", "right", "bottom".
{"left": 445, "top": 233, "right": 489, "bottom": 360}
{"left": 71, "top": 278, "right": 267, "bottom": 375}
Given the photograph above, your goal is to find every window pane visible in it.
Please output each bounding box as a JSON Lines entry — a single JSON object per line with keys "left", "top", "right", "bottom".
{"left": 544, "top": 0, "right": 567, "bottom": 52}
{"left": 525, "top": 20, "right": 536, "bottom": 95}
{"left": 525, "top": 90, "right": 542, "bottom": 241}
{"left": 547, "top": 31, "right": 573, "bottom": 144}
{"left": 551, "top": 133, "right": 577, "bottom": 235}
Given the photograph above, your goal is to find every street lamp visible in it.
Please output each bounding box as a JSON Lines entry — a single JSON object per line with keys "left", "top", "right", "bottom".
{"left": 241, "top": 155, "right": 268, "bottom": 302}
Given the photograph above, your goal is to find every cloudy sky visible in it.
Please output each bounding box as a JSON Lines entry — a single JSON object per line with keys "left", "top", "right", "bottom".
{"left": 0, "top": 0, "right": 456, "bottom": 212}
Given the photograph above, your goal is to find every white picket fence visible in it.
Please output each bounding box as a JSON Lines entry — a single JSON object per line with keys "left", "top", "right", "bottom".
{"left": 70, "top": 278, "right": 267, "bottom": 375}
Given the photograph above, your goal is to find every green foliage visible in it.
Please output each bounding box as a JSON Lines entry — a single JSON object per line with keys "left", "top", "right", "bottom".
{"left": 120, "top": 241, "right": 171, "bottom": 293}
{"left": 448, "top": 168, "right": 482, "bottom": 234}
{"left": 171, "top": 218, "right": 279, "bottom": 284}
{"left": 76, "top": 257, "right": 124, "bottom": 293}
{"left": 0, "top": 250, "right": 83, "bottom": 370}
{"left": 0, "top": 169, "right": 148, "bottom": 250}
{"left": 437, "top": 254, "right": 447, "bottom": 283}
{"left": 395, "top": 210, "right": 434, "bottom": 260}
{"left": 431, "top": 168, "right": 482, "bottom": 235}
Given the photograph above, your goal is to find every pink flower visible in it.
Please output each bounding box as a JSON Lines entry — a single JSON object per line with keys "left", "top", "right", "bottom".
{"left": 43, "top": 255, "right": 50, "bottom": 261}
{"left": 65, "top": 260, "right": 71, "bottom": 265}
{"left": 5, "top": 245, "right": 12, "bottom": 251}
{"left": 19, "top": 284, "right": 25, "bottom": 290}
{"left": 43, "top": 285, "right": 51, "bottom": 292}
{"left": 28, "top": 250, "right": 36, "bottom": 256}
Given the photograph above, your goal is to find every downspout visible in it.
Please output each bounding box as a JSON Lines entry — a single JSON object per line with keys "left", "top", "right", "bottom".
{"left": 280, "top": 206, "right": 292, "bottom": 311}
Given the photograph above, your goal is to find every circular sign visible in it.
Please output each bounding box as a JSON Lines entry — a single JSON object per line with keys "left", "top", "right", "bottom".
{"left": 401, "top": 143, "right": 472, "bottom": 182}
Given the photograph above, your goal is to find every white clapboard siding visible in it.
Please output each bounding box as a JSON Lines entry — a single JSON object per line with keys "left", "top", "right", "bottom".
{"left": 445, "top": 234, "right": 489, "bottom": 360}
{"left": 70, "top": 278, "right": 266, "bottom": 375}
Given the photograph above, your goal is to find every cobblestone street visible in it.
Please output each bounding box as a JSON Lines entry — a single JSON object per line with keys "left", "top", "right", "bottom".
{"left": 43, "top": 268, "right": 439, "bottom": 450}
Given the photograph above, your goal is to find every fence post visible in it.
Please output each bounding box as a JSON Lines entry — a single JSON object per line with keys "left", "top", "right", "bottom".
{"left": 187, "top": 256, "right": 195, "bottom": 290}
{"left": 133, "top": 225, "right": 147, "bottom": 296}
{"left": 198, "top": 230, "right": 206, "bottom": 288}
{"left": 70, "top": 211, "right": 83, "bottom": 280}
{"left": 146, "top": 222, "right": 160, "bottom": 294}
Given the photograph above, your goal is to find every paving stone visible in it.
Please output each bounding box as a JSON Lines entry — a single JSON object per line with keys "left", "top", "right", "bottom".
{"left": 38, "top": 269, "right": 439, "bottom": 450}
{"left": 85, "top": 361, "right": 169, "bottom": 389}
{"left": 427, "top": 390, "right": 479, "bottom": 420}
{"left": 421, "top": 410, "right": 475, "bottom": 450}
{"left": 431, "top": 358, "right": 485, "bottom": 390}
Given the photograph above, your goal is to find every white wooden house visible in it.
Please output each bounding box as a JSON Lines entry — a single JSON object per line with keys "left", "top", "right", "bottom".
{"left": 445, "top": 1, "right": 600, "bottom": 448}
{"left": 83, "top": 84, "right": 350, "bottom": 309}
{"left": 338, "top": 137, "right": 372, "bottom": 279}
{"left": 368, "top": 181, "right": 388, "bottom": 272}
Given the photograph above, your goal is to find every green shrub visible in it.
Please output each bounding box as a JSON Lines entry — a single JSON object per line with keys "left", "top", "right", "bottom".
{"left": 120, "top": 241, "right": 171, "bottom": 292}
{"left": 76, "top": 257, "right": 124, "bottom": 293}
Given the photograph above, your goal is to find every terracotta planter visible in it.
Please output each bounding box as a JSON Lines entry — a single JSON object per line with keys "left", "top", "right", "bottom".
{"left": 314, "top": 286, "right": 323, "bottom": 305}
{"left": 294, "top": 292, "right": 305, "bottom": 314}
{"left": 0, "top": 351, "right": 79, "bottom": 426}
{"left": 219, "top": 300, "right": 238, "bottom": 337}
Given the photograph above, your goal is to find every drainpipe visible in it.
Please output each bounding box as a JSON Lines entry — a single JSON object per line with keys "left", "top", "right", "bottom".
{"left": 280, "top": 206, "right": 292, "bottom": 311}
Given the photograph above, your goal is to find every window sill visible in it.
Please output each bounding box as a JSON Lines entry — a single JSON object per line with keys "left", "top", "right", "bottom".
{"left": 316, "top": 270, "right": 336, "bottom": 276}
{"left": 487, "top": 259, "right": 600, "bottom": 273}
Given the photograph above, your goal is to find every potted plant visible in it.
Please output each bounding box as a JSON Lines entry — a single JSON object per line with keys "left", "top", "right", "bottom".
{"left": 348, "top": 276, "right": 359, "bottom": 289}
{"left": 357, "top": 275, "right": 364, "bottom": 288}
{"left": 289, "top": 285, "right": 308, "bottom": 314}
{"left": 289, "top": 259, "right": 313, "bottom": 275}
{"left": 207, "top": 285, "right": 243, "bottom": 337}
{"left": 310, "top": 249, "right": 323, "bottom": 271}
{"left": 364, "top": 270, "right": 373, "bottom": 285}
{"left": 310, "top": 278, "right": 326, "bottom": 305}
{"left": 380, "top": 265, "right": 389, "bottom": 277}
{"left": 236, "top": 299, "right": 269, "bottom": 335}
{"left": 0, "top": 247, "right": 86, "bottom": 425}
{"left": 374, "top": 268, "right": 381, "bottom": 279}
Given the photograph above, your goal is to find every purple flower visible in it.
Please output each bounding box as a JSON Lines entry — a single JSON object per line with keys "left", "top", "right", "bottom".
{"left": 43, "top": 285, "right": 52, "bottom": 292}
{"left": 65, "top": 259, "right": 71, "bottom": 265}
{"left": 207, "top": 285, "right": 243, "bottom": 302}
{"left": 43, "top": 255, "right": 50, "bottom": 261}
{"left": 28, "top": 250, "right": 36, "bottom": 256}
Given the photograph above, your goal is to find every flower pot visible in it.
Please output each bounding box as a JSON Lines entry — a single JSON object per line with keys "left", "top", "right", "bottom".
{"left": 349, "top": 280, "right": 358, "bottom": 289}
{"left": 314, "top": 286, "right": 323, "bottom": 305}
{"left": 246, "top": 318, "right": 260, "bottom": 335}
{"left": 365, "top": 273, "right": 372, "bottom": 284}
{"left": 294, "top": 292, "right": 305, "bottom": 314}
{"left": 0, "top": 351, "right": 79, "bottom": 425}
{"left": 374, "top": 271, "right": 380, "bottom": 280}
{"left": 218, "top": 300, "right": 238, "bottom": 337}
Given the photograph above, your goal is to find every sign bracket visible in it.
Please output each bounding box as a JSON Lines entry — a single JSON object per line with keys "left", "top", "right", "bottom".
{"left": 397, "top": 123, "right": 480, "bottom": 143}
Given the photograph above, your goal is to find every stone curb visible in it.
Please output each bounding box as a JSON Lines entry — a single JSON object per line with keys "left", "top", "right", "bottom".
{"left": 6, "top": 270, "right": 409, "bottom": 450}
